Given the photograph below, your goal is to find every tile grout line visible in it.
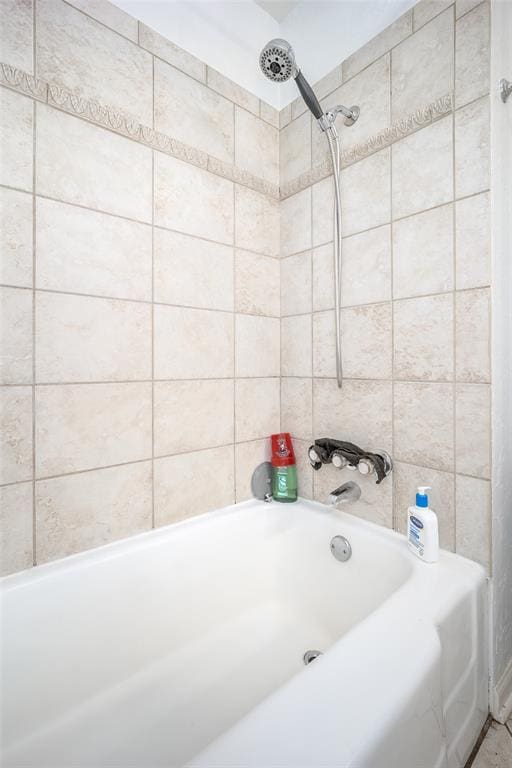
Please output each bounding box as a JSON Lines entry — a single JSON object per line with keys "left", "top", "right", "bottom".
{"left": 452, "top": 2, "right": 458, "bottom": 553}
{"left": 389, "top": 39, "right": 396, "bottom": 534}
{"left": 151, "top": 50, "right": 155, "bottom": 529}
{"left": 31, "top": 89, "right": 36, "bottom": 566}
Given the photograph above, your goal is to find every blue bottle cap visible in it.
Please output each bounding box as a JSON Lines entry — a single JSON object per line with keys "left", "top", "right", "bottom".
{"left": 416, "top": 486, "right": 431, "bottom": 508}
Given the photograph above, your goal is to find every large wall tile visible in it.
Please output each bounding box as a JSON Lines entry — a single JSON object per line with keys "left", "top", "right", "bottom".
{"left": 36, "top": 105, "right": 152, "bottom": 222}
{"left": 456, "top": 383, "right": 490, "bottom": 478}
{"left": 314, "top": 461, "right": 393, "bottom": 528}
{"left": 154, "top": 306, "right": 234, "bottom": 380}
{"left": 235, "top": 107, "right": 278, "bottom": 185}
{"left": 312, "top": 243, "right": 334, "bottom": 312}
{"left": 154, "top": 154, "right": 233, "bottom": 244}
{"left": 394, "top": 294, "right": 454, "bottom": 381}
{"left": 234, "top": 185, "right": 279, "bottom": 258}
{"left": 392, "top": 8, "right": 454, "bottom": 120}
{"left": 456, "top": 0, "right": 483, "bottom": 18}
{"left": 393, "top": 204, "right": 453, "bottom": 298}
{"left": 455, "top": 2, "right": 490, "bottom": 108}
{"left": 235, "top": 378, "right": 280, "bottom": 442}
{"left": 394, "top": 381, "right": 454, "bottom": 470}
{"left": 312, "top": 311, "right": 335, "bottom": 378}
{"left": 413, "top": 0, "right": 453, "bottom": 31}
{"left": 393, "top": 461, "right": 455, "bottom": 550}
{"left": 280, "top": 251, "right": 312, "bottom": 317}
{"left": 312, "top": 177, "right": 334, "bottom": 247}
{"left": 36, "top": 0, "right": 152, "bottom": 125}
{"left": 235, "top": 250, "right": 279, "bottom": 317}
{"left": 35, "top": 292, "right": 151, "bottom": 383}
{"left": 139, "top": 23, "right": 206, "bottom": 82}
{"left": 35, "top": 462, "right": 152, "bottom": 563}
{"left": 260, "top": 101, "right": 279, "bottom": 129}
{"left": 455, "top": 287, "right": 490, "bottom": 382}
{"left": 155, "top": 229, "right": 233, "bottom": 311}
{"left": 323, "top": 56, "right": 390, "bottom": 154}
{"left": 36, "top": 198, "right": 152, "bottom": 301}
{"left": 314, "top": 378, "right": 392, "bottom": 452}
{"left": 0, "top": 482, "right": 33, "bottom": 576}
{"left": 0, "top": 386, "right": 33, "bottom": 484}
{"left": 341, "top": 148, "right": 391, "bottom": 236}
{"left": 455, "top": 97, "right": 490, "bottom": 198}
{"left": 281, "top": 314, "right": 312, "bottom": 377}
{"left": 154, "top": 446, "right": 234, "bottom": 525}
{"left": 1, "top": 0, "right": 34, "bottom": 72}
{"left": 342, "top": 11, "right": 413, "bottom": 80}
{"left": 0, "top": 89, "right": 33, "bottom": 191}
{"left": 0, "top": 287, "right": 33, "bottom": 384}
{"left": 341, "top": 302, "right": 392, "bottom": 379}
{"left": 35, "top": 382, "right": 152, "bottom": 476}
{"left": 455, "top": 192, "right": 490, "bottom": 289}
{"left": 455, "top": 475, "right": 490, "bottom": 570}
{"left": 392, "top": 116, "right": 453, "bottom": 219}
{"left": 0, "top": 188, "right": 33, "bottom": 289}
{"left": 281, "top": 188, "right": 311, "bottom": 258}
{"left": 65, "top": 0, "right": 138, "bottom": 41}
{"left": 207, "top": 68, "right": 259, "bottom": 115}
{"left": 154, "top": 379, "right": 234, "bottom": 456}
{"left": 341, "top": 225, "right": 391, "bottom": 306}
{"left": 234, "top": 439, "right": 269, "bottom": 502}
{"left": 281, "top": 377, "right": 312, "bottom": 441}
{"left": 235, "top": 315, "right": 279, "bottom": 377}
{"left": 155, "top": 60, "right": 234, "bottom": 164}
{"left": 280, "top": 112, "right": 311, "bottom": 186}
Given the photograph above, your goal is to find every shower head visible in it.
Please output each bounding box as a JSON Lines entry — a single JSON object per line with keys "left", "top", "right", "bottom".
{"left": 259, "top": 38, "right": 297, "bottom": 83}
{"left": 259, "top": 38, "right": 323, "bottom": 119}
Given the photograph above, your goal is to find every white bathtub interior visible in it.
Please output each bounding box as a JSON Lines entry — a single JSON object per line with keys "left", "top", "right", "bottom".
{"left": 1, "top": 499, "right": 487, "bottom": 768}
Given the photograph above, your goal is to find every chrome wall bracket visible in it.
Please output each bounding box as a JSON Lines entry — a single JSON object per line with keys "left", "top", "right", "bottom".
{"left": 500, "top": 78, "right": 512, "bottom": 104}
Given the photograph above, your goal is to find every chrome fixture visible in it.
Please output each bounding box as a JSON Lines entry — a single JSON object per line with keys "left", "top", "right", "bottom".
{"left": 303, "top": 649, "right": 323, "bottom": 665}
{"left": 500, "top": 78, "right": 512, "bottom": 103}
{"left": 259, "top": 39, "right": 359, "bottom": 388}
{"left": 328, "top": 480, "right": 361, "bottom": 507}
{"left": 330, "top": 535, "right": 352, "bottom": 562}
{"left": 308, "top": 439, "right": 393, "bottom": 483}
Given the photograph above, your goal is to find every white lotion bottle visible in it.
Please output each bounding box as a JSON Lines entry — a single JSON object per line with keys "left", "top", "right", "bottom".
{"left": 407, "top": 486, "right": 439, "bottom": 563}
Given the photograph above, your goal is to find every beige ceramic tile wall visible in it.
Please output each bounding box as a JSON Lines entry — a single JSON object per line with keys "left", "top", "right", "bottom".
{"left": 0, "top": 0, "right": 280, "bottom": 574}
{"left": 279, "top": 0, "right": 492, "bottom": 570}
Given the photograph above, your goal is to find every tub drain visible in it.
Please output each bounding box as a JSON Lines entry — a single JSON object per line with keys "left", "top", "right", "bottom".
{"left": 303, "top": 649, "right": 323, "bottom": 665}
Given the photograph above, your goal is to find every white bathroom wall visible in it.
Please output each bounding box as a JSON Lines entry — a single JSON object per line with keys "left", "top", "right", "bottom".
{"left": 490, "top": 0, "right": 512, "bottom": 722}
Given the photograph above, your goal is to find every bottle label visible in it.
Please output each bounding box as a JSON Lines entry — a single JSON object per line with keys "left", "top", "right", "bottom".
{"left": 277, "top": 473, "right": 287, "bottom": 493}
{"left": 409, "top": 517, "right": 424, "bottom": 556}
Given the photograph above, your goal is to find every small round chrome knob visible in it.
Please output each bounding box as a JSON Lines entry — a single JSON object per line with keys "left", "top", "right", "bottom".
{"left": 357, "top": 458, "right": 374, "bottom": 476}
{"left": 332, "top": 452, "right": 346, "bottom": 468}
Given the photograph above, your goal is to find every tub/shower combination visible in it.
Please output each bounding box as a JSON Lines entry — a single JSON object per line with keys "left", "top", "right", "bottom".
{"left": 1, "top": 499, "right": 488, "bottom": 768}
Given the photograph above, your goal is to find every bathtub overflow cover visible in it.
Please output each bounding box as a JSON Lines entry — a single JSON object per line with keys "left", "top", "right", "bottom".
{"left": 330, "top": 535, "right": 352, "bottom": 562}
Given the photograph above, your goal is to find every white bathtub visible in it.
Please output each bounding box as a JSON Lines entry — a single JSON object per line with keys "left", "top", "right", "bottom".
{"left": 1, "top": 499, "right": 488, "bottom": 768}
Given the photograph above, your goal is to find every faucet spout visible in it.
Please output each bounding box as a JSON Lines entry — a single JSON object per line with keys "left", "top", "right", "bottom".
{"left": 328, "top": 481, "right": 361, "bottom": 507}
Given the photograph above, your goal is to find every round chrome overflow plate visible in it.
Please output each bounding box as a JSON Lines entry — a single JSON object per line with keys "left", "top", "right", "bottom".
{"left": 303, "top": 649, "right": 323, "bottom": 666}
{"left": 330, "top": 535, "right": 352, "bottom": 562}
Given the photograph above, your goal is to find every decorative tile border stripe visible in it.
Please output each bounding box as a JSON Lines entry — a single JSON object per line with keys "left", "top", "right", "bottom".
{"left": 1, "top": 61, "right": 452, "bottom": 203}
{"left": 280, "top": 93, "right": 454, "bottom": 199}
{"left": 0, "top": 63, "right": 48, "bottom": 101}
{"left": 0, "top": 62, "right": 280, "bottom": 201}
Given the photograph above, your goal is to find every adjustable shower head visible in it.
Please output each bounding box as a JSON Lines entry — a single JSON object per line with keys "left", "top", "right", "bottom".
{"left": 259, "top": 38, "right": 323, "bottom": 119}
{"left": 259, "top": 38, "right": 297, "bottom": 83}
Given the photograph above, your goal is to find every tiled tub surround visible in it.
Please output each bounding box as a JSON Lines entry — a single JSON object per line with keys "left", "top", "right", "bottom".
{"left": 0, "top": 0, "right": 281, "bottom": 574}
{"left": 279, "top": 0, "right": 492, "bottom": 570}
{"left": 0, "top": 0, "right": 492, "bottom": 577}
